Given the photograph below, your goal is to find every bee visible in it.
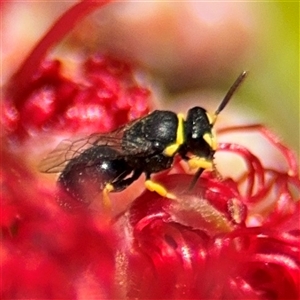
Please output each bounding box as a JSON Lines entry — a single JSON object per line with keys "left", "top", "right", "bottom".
{"left": 40, "top": 71, "right": 247, "bottom": 208}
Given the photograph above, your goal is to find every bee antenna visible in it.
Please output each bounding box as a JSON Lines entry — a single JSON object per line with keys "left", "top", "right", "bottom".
{"left": 212, "top": 71, "right": 248, "bottom": 125}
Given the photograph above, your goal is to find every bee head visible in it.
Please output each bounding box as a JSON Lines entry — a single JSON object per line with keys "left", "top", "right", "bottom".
{"left": 184, "top": 71, "right": 248, "bottom": 171}
{"left": 184, "top": 107, "right": 216, "bottom": 162}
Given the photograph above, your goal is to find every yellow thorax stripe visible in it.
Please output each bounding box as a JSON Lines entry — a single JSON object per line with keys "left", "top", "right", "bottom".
{"left": 163, "top": 113, "right": 185, "bottom": 157}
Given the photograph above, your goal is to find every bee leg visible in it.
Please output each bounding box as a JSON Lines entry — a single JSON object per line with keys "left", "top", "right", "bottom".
{"left": 188, "top": 162, "right": 221, "bottom": 191}
{"left": 188, "top": 168, "right": 204, "bottom": 191}
{"left": 145, "top": 176, "right": 176, "bottom": 200}
{"left": 102, "top": 183, "right": 114, "bottom": 209}
{"left": 102, "top": 169, "right": 143, "bottom": 208}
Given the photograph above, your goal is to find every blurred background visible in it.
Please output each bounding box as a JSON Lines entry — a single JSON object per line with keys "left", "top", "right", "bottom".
{"left": 2, "top": 1, "right": 299, "bottom": 153}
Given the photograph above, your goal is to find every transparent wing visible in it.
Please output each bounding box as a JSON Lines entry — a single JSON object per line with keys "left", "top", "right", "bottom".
{"left": 39, "top": 115, "right": 158, "bottom": 174}
{"left": 39, "top": 126, "right": 127, "bottom": 173}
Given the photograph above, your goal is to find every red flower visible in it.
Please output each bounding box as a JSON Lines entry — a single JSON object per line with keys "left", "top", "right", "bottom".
{"left": 114, "top": 125, "right": 300, "bottom": 299}
{"left": 1, "top": 1, "right": 299, "bottom": 299}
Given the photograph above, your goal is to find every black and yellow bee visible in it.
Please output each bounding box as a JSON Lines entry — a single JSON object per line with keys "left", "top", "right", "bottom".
{"left": 40, "top": 71, "right": 247, "bottom": 207}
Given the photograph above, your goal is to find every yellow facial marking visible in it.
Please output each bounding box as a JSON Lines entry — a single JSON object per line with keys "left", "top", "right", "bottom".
{"left": 188, "top": 157, "right": 213, "bottom": 170}
{"left": 211, "top": 129, "right": 217, "bottom": 150}
{"left": 203, "top": 112, "right": 217, "bottom": 150}
{"left": 203, "top": 130, "right": 217, "bottom": 151}
{"left": 163, "top": 113, "right": 185, "bottom": 157}
{"left": 206, "top": 112, "right": 214, "bottom": 125}
{"left": 207, "top": 111, "right": 219, "bottom": 126}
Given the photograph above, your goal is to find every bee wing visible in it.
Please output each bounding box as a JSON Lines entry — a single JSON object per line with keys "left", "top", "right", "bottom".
{"left": 39, "top": 126, "right": 127, "bottom": 173}
{"left": 39, "top": 139, "right": 76, "bottom": 173}
{"left": 39, "top": 115, "right": 160, "bottom": 174}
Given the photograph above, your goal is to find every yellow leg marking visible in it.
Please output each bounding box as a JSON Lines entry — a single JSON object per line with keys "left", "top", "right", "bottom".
{"left": 207, "top": 111, "right": 218, "bottom": 126}
{"left": 188, "top": 157, "right": 213, "bottom": 170}
{"left": 145, "top": 180, "right": 176, "bottom": 200}
{"left": 102, "top": 183, "right": 114, "bottom": 209}
{"left": 164, "top": 144, "right": 180, "bottom": 156}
